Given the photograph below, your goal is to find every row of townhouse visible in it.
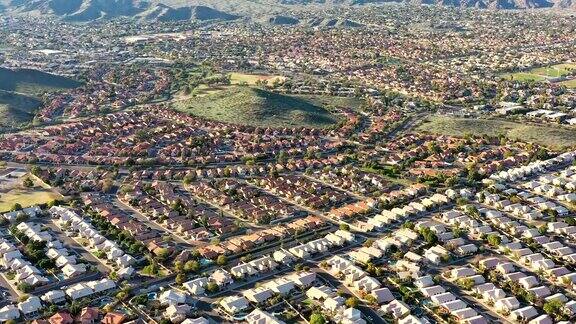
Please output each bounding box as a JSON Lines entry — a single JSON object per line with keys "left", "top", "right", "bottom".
{"left": 50, "top": 206, "right": 135, "bottom": 276}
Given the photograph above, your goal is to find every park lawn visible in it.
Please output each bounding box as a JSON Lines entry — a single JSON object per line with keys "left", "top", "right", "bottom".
{"left": 531, "top": 63, "right": 576, "bottom": 77}
{"left": 502, "top": 72, "right": 546, "bottom": 82}
{"left": 417, "top": 115, "right": 576, "bottom": 150}
{"left": 230, "top": 72, "right": 285, "bottom": 86}
{"left": 560, "top": 79, "right": 576, "bottom": 88}
{"left": 502, "top": 63, "right": 576, "bottom": 82}
{"left": 0, "top": 187, "right": 62, "bottom": 212}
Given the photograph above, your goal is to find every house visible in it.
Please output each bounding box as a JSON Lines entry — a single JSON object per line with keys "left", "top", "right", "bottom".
{"left": 0, "top": 305, "right": 21, "bottom": 322}
{"left": 87, "top": 279, "right": 116, "bottom": 294}
{"left": 78, "top": 307, "right": 100, "bottom": 324}
{"left": 430, "top": 292, "right": 456, "bottom": 305}
{"left": 164, "top": 304, "right": 191, "bottom": 323}
{"left": 456, "top": 244, "right": 478, "bottom": 256}
{"left": 230, "top": 263, "right": 257, "bottom": 279}
{"left": 415, "top": 275, "right": 434, "bottom": 288}
{"left": 210, "top": 269, "right": 233, "bottom": 286}
{"left": 220, "top": 296, "right": 249, "bottom": 314}
{"left": 420, "top": 285, "right": 445, "bottom": 297}
{"left": 265, "top": 278, "right": 295, "bottom": 295}
{"left": 496, "top": 262, "right": 515, "bottom": 274}
{"left": 159, "top": 289, "right": 187, "bottom": 306}
{"left": 101, "top": 312, "right": 126, "bottom": 324}
{"left": 352, "top": 276, "right": 381, "bottom": 293}
{"left": 183, "top": 278, "right": 208, "bottom": 295}
{"left": 528, "top": 314, "right": 553, "bottom": 324}
{"left": 381, "top": 299, "right": 410, "bottom": 319}
{"left": 242, "top": 287, "right": 273, "bottom": 304}
{"left": 511, "top": 306, "right": 538, "bottom": 322}
{"left": 306, "top": 286, "right": 334, "bottom": 300}
{"left": 49, "top": 312, "right": 73, "bottom": 324}
{"left": 181, "top": 318, "right": 209, "bottom": 324}
{"left": 451, "top": 267, "right": 476, "bottom": 279}
{"left": 371, "top": 287, "right": 394, "bottom": 304}
{"left": 340, "top": 307, "right": 363, "bottom": 322}
{"left": 453, "top": 308, "right": 478, "bottom": 321}
{"left": 441, "top": 300, "right": 466, "bottom": 312}
{"left": 288, "top": 271, "right": 316, "bottom": 288}
{"left": 62, "top": 263, "right": 87, "bottom": 278}
{"left": 65, "top": 283, "right": 93, "bottom": 300}
{"left": 245, "top": 309, "right": 285, "bottom": 324}
{"left": 324, "top": 296, "right": 345, "bottom": 312}
{"left": 528, "top": 286, "right": 551, "bottom": 299}
{"left": 42, "top": 290, "right": 66, "bottom": 304}
{"left": 463, "top": 315, "right": 488, "bottom": 324}
{"left": 495, "top": 297, "right": 520, "bottom": 313}
{"left": 518, "top": 276, "right": 539, "bottom": 289}
{"left": 272, "top": 250, "right": 294, "bottom": 264}
{"left": 482, "top": 288, "right": 506, "bottom": 302}
{"left": 18, "top": 296, "right": 43, "bottom": 316}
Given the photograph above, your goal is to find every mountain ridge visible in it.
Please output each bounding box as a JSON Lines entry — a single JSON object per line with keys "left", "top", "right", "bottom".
{"left": 0, "top": 0, "right": 574, "bottom": 22}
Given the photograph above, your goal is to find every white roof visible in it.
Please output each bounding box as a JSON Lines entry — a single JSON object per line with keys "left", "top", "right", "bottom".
{"left": 18, "top": 296, "right": 42, "bottom": 314}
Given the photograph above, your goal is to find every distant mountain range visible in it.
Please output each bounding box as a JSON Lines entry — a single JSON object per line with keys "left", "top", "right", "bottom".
{"left": 279, "top": 0, "right": 574, "bottom": 9}
{"left": 0, "top": 0, "right": 242, "bottom": 22}
{"left": 0, "top": 0, "right": 574, "bottom": 23}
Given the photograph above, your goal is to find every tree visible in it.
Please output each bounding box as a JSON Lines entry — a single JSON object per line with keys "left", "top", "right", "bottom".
{"left": 309, "top": 313, "right": 326, "bottom": 324}
{"left": 216, "top": 255, "right": 227, "bottom": 266}
{"left": 543, "top": 299, "right": 564, "bottom": 320}
{"left": 184, "top": 260, "right": 200, "bottom": 273}
{"left": 205, "top": 282, "right": 219, "bottom": 293}
{"left": 339, "top": 223, "right": 350, "bottom": 231}
{"left": 419, "top": 227, "right": 438, "bottom": 245}
{"left": 176, "top": 273, "right": 186, "bottom": 285}
{"left": 402, "top": 221, "right": 415, "bottom": 230}
{"left": 22, "top": 177, "right": 34, "bottom": 188}
{"left": 538, "top": 225, "right": 548, "bottom": 235}
{"left": 155, "top": 248, "right": 170, "bottom": 262}
{"left": 345, "top": 296, "right": 360, "bottom": 308}
{"left": 132, "top": 294, "right": 148, "bottom": 305}
{"left": 174, "top": 261, "right": 184, "bottom": 273}
{"left": 457, "top": 278, "right": 475, "bottom": 290}
{"left": 363, "top": 238, "right": 375, "bottom": 248}
{"left": 11, "top": 203, "right": 22, "bottom": 211}
{"left": 364, "top": 294, "right": 378, "bottom": 305}
{"left": 487, "top": 234, "right": 502, "bottom": 247}
{"left": 15, "top": 212, "right": 29, "bottom": 223}
{"left": 17, "top": 282, "right": 32, "bottom": 293}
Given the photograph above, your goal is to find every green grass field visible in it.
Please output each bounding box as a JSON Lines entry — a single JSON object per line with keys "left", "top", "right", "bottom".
{"left": 0, "top": 174, "right": 62, "bottom": 212}
{"left": 531, "top": 64, "right": 576, "bottom": 77}
{"left": 174, "top": 86, "right": 340, "bottom": 128}
{"left": 230, "top": 72, "right": 285, "bottom": 86}
{"left": 0, "top": 189, "right": 61, "bottom": 213}
{"left": 417, "top": 115, "right": 576, "bottom": 149}
{"left": 502, "top": 72, "right": 546, "bottom": 82}
{"left": 502, "top": 63, "right": 576, "bottom": 82}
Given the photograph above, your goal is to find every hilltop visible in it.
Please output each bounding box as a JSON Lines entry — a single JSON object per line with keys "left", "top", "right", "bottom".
{"left": 0, "top": 91, "right": 42, "bottom": 130}
{"left": 0, "top": 68, "right": 81, "bottom": 131}
{"left": 173, "top": 86, "right": 340, "bottom": 129}
{"left": 0, "top": 67, "right": 81, "bottom": 95}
